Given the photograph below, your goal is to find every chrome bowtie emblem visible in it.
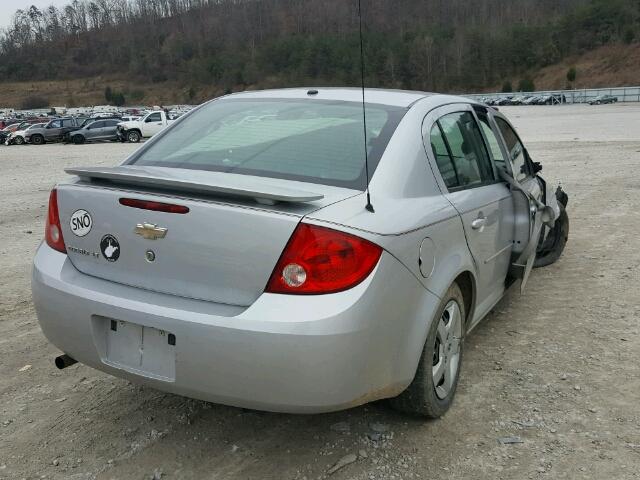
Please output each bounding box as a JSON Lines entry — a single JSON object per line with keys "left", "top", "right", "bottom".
{"left": 134, "top": 222, "right": 168, "bottom": 240}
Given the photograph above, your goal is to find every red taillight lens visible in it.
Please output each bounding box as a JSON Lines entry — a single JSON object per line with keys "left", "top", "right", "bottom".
{"left": 119, "top": 198, "right": 189, "bottom": 214}
{"left": 265, "top": 223, "right": 382, "bottom": 295}
{"left": 45, "top": 188, "right": 66, "bottom": 253}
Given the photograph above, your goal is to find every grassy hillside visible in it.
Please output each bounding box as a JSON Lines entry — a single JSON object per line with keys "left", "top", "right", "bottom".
{"left": 531, "top": 43, "right": 640, "bottom": 90}
{"left": 4, "top": 43, "right": 640, "bottom": 108}
{"left": 1, "top": 0, "right": 639, "bottom": 107}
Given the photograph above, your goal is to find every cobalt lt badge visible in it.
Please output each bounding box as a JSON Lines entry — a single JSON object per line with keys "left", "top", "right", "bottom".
{"left": 100, "top": 234, "right": 120, "bottom": 262}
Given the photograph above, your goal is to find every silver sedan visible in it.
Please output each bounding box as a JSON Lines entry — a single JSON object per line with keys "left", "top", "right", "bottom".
{"left": 31, "top": 88, "right": 569, "bottom": 416}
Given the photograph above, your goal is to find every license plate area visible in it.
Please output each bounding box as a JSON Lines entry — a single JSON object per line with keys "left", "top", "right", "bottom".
{"left": 97, "top": 317, "right": 176, "bottom": 382}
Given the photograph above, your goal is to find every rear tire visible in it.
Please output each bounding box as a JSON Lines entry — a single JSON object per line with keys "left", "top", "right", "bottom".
{"left": 127, "top": 130, "right": 141, "bottom": 143}
{"left": 32, "top": 134, "right": 44, "bottom": 145}
{"left": 390, "top": 283, "right": 466, "bottom": 418}
{"left": 534, "top": 202, "right": 569, "bottom": 268}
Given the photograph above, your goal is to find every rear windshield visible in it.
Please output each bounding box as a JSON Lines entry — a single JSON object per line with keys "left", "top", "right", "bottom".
{"left": 129, "top": 98, "right": 406, "bottom": 189}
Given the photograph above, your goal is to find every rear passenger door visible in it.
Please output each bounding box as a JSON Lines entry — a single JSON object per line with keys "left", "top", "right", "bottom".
{"left": 102, "top": 119, "right": 120, "bottom": 140}
{"left": 45, "top": 120, "right": 62, "bottom": 140}
{"left": 424, "top": 104, "right": 514, "bottom": 318}
{"left": 60, "top": 118, "right": 77, "bottom": 138}
{"left": 86, "top": 121, "right": 104, "bottom": 140}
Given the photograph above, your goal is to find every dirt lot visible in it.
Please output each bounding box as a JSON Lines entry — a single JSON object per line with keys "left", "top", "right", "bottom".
{"left": 0, "top": 104, "right": 639, "bottom": 480}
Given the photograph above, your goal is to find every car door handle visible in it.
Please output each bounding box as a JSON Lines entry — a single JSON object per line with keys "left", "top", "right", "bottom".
{"left": 471, "top": 217, "right": 486, "bottom": 230}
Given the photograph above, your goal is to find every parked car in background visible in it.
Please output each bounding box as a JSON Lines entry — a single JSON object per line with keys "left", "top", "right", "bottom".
{"left": 589, "top": 95, "right": 617, "bottom": 105}
{"left": 33, "top": 88, "right": 569, "bottom": 417}
{"left": 495, "top": 96, "right": 513, "bottom": 106}
{"left": 80, "top": 115, "right": 121, "bottom": 128}
{"left": 25, "top": 117, "right": 82, "bottom": 145}
{"left": 6, "top": 122, "right": 47, "bottom": 145}
{"left": 0, "top": 126, "right": 15, "bottom": 144}
{"left": 534, "top": 95, "right": 551, "bottom": 105}
{"left": 117, "top": 110, "right": 174, "bottom": 143}
{"left": 69, "top": 119, "right": 121, "bottom": 144}
{"left": 523, "top": 96, "right": 540, "bottom": 105}
{"left": 0, "top": 122, "right": 25, "bottom": 144}
{"left": 3, "top": 122, "right": 24, "bottom": 132}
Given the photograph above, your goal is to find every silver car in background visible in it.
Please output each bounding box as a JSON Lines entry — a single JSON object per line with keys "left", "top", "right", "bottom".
{"left": 69, "top": 119, "right": 122, "bottom": 144}
{"left": 32, "top": 88, "right": 569, "bottom": 416}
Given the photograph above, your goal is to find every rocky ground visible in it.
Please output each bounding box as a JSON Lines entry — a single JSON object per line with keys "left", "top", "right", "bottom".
{"left": 0, "top": 104, "right": 638, "bottom": 479}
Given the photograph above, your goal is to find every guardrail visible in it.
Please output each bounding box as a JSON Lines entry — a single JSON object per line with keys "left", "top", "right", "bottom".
{"left": 466, "top": 86, "right": 640, "bottom": 104}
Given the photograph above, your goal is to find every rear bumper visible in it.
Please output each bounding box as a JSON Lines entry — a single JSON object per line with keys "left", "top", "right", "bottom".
{"left": 32, "top": 244, "right": 440, "bottom": 413}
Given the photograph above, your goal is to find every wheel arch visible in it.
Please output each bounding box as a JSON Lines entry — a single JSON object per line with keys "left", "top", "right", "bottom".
{"left": 453, "top": 270, "right": 476, "bottom": 326}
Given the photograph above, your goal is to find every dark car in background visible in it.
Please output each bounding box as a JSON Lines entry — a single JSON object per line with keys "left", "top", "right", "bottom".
{"left": 69, "top": 119, "right": 121, "bottom": 144}
{"left": 25, "top": 117, "right": 82, "bottom": 145}
{"left": 589, "top": 95, "right": 617, "bottom": 105}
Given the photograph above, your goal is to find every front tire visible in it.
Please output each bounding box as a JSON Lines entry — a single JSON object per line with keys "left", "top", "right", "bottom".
{"left": 390, "top": 283, "right": 466, "bottom": 418}
{"left": 127, "top": 130, "right": 141, "bottom": 143}
{"left": 72, "top": 135, "right": 85, "bottom": 145}
{"left": 31, "top": 134, "right": 44, "bottom": 145}
{"left": 14, "top": 136, "right": 24, "bottom": 145}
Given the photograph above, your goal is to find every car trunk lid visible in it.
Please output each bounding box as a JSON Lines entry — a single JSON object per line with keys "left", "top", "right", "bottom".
{"left": 56, "top": 168, "right": 358, "bottom": 306}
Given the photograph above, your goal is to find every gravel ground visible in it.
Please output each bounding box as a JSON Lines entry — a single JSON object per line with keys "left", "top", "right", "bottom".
{"left": 0, "top": 104, "right": 639, "bottom": 480}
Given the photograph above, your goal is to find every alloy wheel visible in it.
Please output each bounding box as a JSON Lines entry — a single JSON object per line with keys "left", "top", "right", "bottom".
{"left": 432, "top": 300, "right": 462, "bottom": 400}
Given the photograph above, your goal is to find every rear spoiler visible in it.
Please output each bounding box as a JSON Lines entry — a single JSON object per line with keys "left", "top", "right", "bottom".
{"left": 65, "top": 166, "right": 325, "bottom": 204}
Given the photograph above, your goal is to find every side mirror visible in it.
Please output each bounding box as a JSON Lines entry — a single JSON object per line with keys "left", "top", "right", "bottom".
{"left": 532, "top": 161, "right": 543, "bottom": 174}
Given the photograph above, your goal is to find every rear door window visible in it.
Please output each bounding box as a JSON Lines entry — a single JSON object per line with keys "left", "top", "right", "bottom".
{"left": 431, "top": 111, "right": 495, "bottom": 191}
{"left": 429, "top": 125, "right": 459, "bottom": 190}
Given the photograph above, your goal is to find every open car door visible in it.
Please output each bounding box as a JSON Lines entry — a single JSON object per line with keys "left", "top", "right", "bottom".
{"left": 486, "top": 111, "right": 559, "bottom": 293}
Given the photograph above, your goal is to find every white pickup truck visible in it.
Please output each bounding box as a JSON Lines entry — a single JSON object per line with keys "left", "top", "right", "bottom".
{"left": 117, "top": 111, "right": 175, "bottom": 143}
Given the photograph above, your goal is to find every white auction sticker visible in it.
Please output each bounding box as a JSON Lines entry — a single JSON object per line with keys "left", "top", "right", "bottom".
{"left": 69, "top": 209, "right": 92, "bottom": 237}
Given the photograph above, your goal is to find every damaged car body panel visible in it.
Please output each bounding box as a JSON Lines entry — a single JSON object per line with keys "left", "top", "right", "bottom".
{"left": 31, "top": 88, "right": 568, "bottom": 416}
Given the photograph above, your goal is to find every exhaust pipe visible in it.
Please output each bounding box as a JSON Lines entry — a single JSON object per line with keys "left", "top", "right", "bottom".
{"left": 54, "top": 354, "right": 77, "bottom": 370}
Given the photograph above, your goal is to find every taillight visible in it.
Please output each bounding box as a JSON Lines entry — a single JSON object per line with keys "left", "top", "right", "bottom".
{"left": 265, "top": 223, "right": 382, "bottom": 295}
{"left": 45, "top": 188, "right": 66, "bottom": 253}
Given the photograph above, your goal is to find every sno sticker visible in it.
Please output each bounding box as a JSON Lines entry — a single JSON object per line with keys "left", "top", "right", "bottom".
{"left": 70, "top": 209, "right": 92, "bottom": 237}
{"left": 100, "top": 234, "right": 120, "bottom": 262}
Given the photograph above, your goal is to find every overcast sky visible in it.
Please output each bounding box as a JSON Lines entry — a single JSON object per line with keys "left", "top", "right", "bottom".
{"left": 0, "top": 1, "right": 70, "bottom": 29}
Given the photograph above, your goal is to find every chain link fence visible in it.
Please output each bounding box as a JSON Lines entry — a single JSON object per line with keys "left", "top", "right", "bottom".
{"left": 466, "top": 86, "right": 640, "bottom": 104}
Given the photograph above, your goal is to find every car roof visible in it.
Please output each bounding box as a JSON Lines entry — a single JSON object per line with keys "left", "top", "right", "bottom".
{"left": 223, "top": 87, "right": 438, "bottom": 108}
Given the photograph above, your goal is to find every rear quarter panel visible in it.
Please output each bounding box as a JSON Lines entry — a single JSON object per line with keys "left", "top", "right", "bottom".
{"left": 306, "top": 96, "right": 478, "bottom": 303}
